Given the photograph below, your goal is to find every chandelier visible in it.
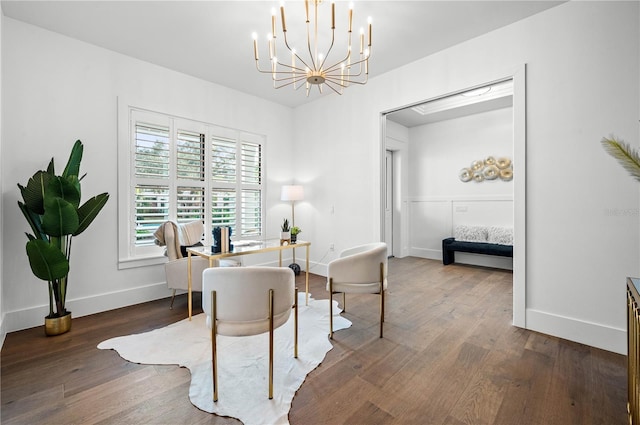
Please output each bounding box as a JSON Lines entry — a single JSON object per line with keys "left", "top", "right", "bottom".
{"left": 252, "top": 0, "right": 372, "bottom": 96}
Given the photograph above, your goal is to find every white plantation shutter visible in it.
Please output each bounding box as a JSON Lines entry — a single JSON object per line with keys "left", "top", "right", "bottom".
{"left": 177, "top": 187, "right": 205, "bottom": 223}
{"left": 241, "top": 189, "right": 261, "bottom": 237}
{"left": 135, "top": 123, "right": 170, "bottom": 178}
{"left": 176, "top": 130, "right": 205, "bottom": 181}
{"left": 241, "top": 141, "right": 261, "bottom": 185}
{"left": 176, "top": 129, "right": 206, "bottom": 225}
{"left": 134, "top": 185, "right": 170, "bottom": 246}
{"left": 134, "top": 122, "right": 171, "bottom": 246}
{"left": 211, "top": 136, "right": 236, "bottom": 183}
{"left": 239, "top": 139, "right": 262, "bottom": 236}
{"left": 126, "top": 108, "right": 265, "bottom": 257}
{"left": 211, "top": 189, "right": 236, "bottom": 230}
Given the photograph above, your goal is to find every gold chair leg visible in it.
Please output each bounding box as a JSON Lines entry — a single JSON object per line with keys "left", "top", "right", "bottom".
{"left": 269, "top": 289, "right": 274, "bottom": 399}
{"left": 211, "top": 291, "right": 218, "bottom": 402}
{"left": 329, "top": 278, "right": 334, "bottom": 339}
{"left": 169, "top": 289, "right": 176, "bottom": 309}
{"left": 343, "top": 292, "right": 346, "bottom": 312}
{"left": 294, "top": 287, "right": 299, "bottom": 358}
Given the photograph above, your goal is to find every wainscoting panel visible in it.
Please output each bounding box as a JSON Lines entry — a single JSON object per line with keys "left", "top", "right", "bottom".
{"left": 409, "top": 200, "right": 451, "bottom": 260}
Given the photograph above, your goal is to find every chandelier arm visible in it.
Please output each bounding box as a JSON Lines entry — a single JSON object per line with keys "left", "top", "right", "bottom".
{"left": 282, "top": 31, "right": 315, "bottom": 72}
{"left": 323, "top": 33, "right": 355, "bottom": 74}
{"left": 273, "top": 75, "right": 311, "bottom": 89}
{"left": 338, "top": 56, "right": 369, "bottom": 77}
{"left": 256, "top": 59, "right": 309, "bottom": 75}
{"left": 320, "top": 80, "right": 344, "bottom": 95}
{"left": 324, "top": 73, "right": 369, "bottom": 86}
{"left": 318, "top": 28, "right": 337, "bottom": 72}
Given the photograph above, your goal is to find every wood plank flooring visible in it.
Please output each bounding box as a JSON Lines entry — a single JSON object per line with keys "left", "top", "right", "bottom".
{"left": 1, "top": 257, "right": 627, "bottom": 424}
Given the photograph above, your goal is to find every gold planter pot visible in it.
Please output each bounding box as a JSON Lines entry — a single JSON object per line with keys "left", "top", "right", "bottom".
{"left": 45, "top": 312, "right": 72, "bottom": 336}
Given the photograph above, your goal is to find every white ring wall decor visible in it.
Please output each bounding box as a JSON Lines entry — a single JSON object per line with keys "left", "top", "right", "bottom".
{"left": 459, "top": 156, "right": 513, "bottom": 183}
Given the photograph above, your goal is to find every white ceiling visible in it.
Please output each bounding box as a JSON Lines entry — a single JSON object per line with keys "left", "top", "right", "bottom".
{"left": 1, "top": 0, "right": 564, "bottom": 109}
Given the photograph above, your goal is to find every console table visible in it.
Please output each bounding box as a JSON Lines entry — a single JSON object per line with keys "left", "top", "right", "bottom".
{"left": 187, "top": 240, "right": 310, "bottom": 320}
{"left": 628, "top": 277, "right": 640, "bottom": 424}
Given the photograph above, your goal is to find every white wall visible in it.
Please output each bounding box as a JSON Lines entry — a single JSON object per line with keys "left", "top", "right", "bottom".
{"left": 408, "top": 107, "right": 514, "bottom": 269}
{"left": 1, "top": 18, "right": 294, "bottom": 333}
{"left": 293, "top": 1, "right": 639, "bottom": 354}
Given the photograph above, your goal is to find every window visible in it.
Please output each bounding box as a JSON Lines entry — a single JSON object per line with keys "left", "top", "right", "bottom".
{"left": 121, "top": 108, "right": 265, "bottom": 263}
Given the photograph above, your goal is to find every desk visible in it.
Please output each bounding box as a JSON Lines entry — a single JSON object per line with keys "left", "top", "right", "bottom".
{"left": 187, "top": 240, "right": 310, "bottom": 320}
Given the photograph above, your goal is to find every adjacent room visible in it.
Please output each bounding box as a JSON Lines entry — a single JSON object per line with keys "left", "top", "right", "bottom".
{"left": 1, "top": 1, "right": 638, "bottom": 424}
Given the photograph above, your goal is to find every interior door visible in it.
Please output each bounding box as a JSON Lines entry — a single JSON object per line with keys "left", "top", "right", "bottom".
{"left": 385, "top": 150, "right": 393, "bottom": 257}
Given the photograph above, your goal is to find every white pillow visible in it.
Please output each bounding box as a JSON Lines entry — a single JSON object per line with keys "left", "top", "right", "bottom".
{"left": 454, "top": 225, "right": 488, "bottom": 243}
{"left": 487, "top": 226, "right": 513, "bottom": 245}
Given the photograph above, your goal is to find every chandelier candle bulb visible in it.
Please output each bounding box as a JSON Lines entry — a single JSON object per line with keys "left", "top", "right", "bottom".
{"left": 360, "top": 28, "right": 364, "bottom": 54}
{"left": 331, "top": 0, "right": 335, "bottom": 29}
{"left": 349, "top": 3, "right": 353, "bottom": 33}
{"left": 271, "top": 8, "right": 276, "bottom": 37}
{"left": 253, "top": 33, "right": 259, "bottom": 60}
{"left": 368, "top": 17, "right": 372, "bottom": 47}
{"left": 305, "top": 0, "right": 309, "bottom": 22}
{"left": 280, "top": 4, "right": 287, "bottom": 32}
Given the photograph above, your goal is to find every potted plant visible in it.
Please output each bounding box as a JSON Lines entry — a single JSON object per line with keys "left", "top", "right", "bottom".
{"left": 17, "top": 140, "right": 109, "bottom": 336}
{"left": 280, "top": 218, "right": 291, "bottom": 244}
{"left": 290, "top": 226, "right": 302, "bottom": 244}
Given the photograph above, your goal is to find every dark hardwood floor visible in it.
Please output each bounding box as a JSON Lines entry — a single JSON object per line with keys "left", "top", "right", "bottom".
{"left": 1, "top": 257, "right": 627, "bottom": 424}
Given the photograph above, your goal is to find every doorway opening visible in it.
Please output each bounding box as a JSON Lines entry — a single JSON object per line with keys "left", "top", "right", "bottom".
{"left": 379, "top": 67, "right": 526, "bottom": 327}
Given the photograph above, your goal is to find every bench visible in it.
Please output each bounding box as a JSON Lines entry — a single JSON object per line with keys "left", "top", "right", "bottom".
{"left": 442, "top": 237, "right": 513, "bottom": 265}
{"left": 442, "top": 225, "right": 514, "bottom": 265}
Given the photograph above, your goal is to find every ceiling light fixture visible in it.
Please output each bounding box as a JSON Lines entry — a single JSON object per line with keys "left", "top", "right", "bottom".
{"left": 252, "top": 0, "right": 372, "bottom": 97}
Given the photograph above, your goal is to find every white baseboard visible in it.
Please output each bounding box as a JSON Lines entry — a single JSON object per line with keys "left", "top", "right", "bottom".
{"left": 0, "top": 312, "right": 6, "bottom": 349}
{"left": 2, "top": 281, "right": 172, "bottom": 334}
{"left": 525, "top": 308, "right": 626, "bottom": 355}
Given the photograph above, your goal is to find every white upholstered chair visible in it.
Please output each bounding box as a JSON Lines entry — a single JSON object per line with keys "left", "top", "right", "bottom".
{"left": 326, "top": 242, "right": 388, "bottom": 339}
{"left": 202, "top": 266, "right": 298, "bottom": 401}
{"left": 154, "top": 221, "right": 238, "bottom": 308}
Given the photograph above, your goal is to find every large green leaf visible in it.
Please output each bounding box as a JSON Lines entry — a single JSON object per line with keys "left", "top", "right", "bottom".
{"left": 47, "top": 176, "right": 81, "bottom": 209}
{"left": 25, "top": 239, "right": 69, "bottom": 281}
{"left": 17, "top": 201, "right": 46, "bottom": 241}
{"left": 74, "top": 193, "right": 109, "bottom": 236}
{"left": 18, "top": 170, "right": 53, "bottom": 215}
{"left": 62, "top": 140, "right": 83, "bottom": 179}
{"left": 42, "top": 197, "right": 79, "bottom": 237}
{"left": 602, "top": 137, "right": 640, "bottom": 182}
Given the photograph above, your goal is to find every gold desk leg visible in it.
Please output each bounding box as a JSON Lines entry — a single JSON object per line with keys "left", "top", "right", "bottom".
{"left": 269, "top": 289, "right": 274, "bottom": 399}
{"left": 212, "top": 290, "right": 218, "bottom": 402}
{"left": 294, "top": 287, "right": 298, "bottom": 358}
{"left": 188, "top": 252, "right": 192, "bottom": 321}
{"left": 279, "top": 250, "right": 282, "bottom": 267}
{"left": 305, "top": 245, "right": 310, "bottom": 306}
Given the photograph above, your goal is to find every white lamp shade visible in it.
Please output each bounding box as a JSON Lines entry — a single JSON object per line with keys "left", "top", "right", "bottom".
{"left": 281, "top": 185, "right": 304, "bottom": 201}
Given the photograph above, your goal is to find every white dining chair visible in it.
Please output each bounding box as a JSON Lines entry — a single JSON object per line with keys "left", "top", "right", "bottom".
{"left": 202, "top": 266, "right": 298, "bottom": 401}
{"left": 326, "top": 242, "right": 388, "bottom": 338}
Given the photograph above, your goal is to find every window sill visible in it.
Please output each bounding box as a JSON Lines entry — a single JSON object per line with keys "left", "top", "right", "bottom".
{"left": 118, "top": 255, "right": 167, "bottom": 270}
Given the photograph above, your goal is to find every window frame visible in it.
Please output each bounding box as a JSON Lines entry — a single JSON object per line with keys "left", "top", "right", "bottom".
{"left": 118, "top": 104, "right": 266, "bottom": 269}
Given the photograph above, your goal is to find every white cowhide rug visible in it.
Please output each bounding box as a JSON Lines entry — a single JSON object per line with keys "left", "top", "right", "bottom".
{"left": 98, "top": 293, "right": 351, "bottom": 425}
